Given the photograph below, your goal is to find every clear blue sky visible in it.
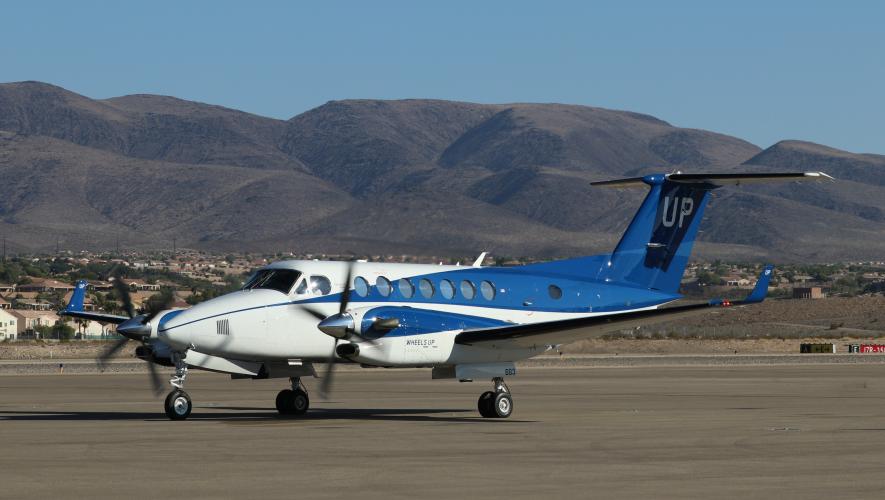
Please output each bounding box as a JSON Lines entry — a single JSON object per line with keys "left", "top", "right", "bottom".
{"left": 2, "top": 1, "right": 883, "bottom": 153}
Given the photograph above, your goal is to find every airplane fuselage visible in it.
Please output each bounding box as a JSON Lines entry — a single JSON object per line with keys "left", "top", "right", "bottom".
{"left": 155, "top": 259, "right": 679, "bottom": 367}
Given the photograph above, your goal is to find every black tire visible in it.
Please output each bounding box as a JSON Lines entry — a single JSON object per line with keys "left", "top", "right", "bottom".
{"left": 165, "top": 390, "right": 192, "bottom": 420}
{"left": 477, "top": 391, "right": 496, "bottom": 418}
{"left": 291, "top": 389, "right": 310, "bottom": 415}
{"left": 493, "top": 392, "right": 513, "bottom": 418}
{"left": 276, "top": 389, "right": 295, "bottom": 415}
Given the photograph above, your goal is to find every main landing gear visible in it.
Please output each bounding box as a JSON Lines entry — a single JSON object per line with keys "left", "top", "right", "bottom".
{"left": 164, "top": 352, "right": 192, "bottom": 420}
{"left": 477, "top": 377, "right": 513, "bottom": 418}
{"left": 276, "top": 377, "right": 310, "bottom": 416}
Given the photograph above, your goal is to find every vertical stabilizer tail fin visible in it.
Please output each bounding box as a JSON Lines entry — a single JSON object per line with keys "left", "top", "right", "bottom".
{"left": 742, "top": 265, "right": 774, "bottom": 304}
{"left": 596, "top": 174, "right": 713, "bottom": 292}
{"left": 64, "top": 280, "right": 88, "bottom": 312}
{"left": 593, "top": 172, "right": 830, "bottom": 294}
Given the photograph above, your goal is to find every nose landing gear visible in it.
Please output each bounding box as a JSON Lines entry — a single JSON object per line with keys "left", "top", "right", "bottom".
{"left": 276, "top": 377, "right": 310, "bottom": 416}
{"left": 164, "top": 352, "right": 192, "bottom": 420}
{"left": 478, "top": 377, "right": 513, "bottom": 418}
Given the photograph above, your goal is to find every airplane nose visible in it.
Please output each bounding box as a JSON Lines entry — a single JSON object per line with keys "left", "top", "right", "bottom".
{"left": 156, "top": 308, "right": 195, "bottom": 349}
{"left": 117, "top": 316, "right": 151, "bottom": 341}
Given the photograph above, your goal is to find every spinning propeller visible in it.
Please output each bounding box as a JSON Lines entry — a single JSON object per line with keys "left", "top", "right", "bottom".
{"left": 291, "top": 261, "right": 383, "bottom": 400}
{"left": 98, "top": 269, "right": 173, "bottom": 395}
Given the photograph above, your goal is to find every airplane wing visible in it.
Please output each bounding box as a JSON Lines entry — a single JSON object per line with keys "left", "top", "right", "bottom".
{"left": 455, "top": 266, "right": 774, "bottom": 348}
{"left": 57, "top": 279, "right": 130, "bottom": 324}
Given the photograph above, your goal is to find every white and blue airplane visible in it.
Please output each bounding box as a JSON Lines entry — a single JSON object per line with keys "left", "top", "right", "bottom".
{"left": 61, "top": 171, "right": 831, "bottom": 420}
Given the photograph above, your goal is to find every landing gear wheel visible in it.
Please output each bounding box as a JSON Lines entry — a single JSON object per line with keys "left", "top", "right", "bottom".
{"left": 478, "top": 391, "right": 496, "bottom": 418}
{"left": 291, "top": 389, "right": 309, "bottom": 415}
{"left": 493, "top": 392, "right": 513, "bottom": 418}
{"left": 276, "top": 389, "right": 310, "bottom": 415}
{"left": 165, "top": 390, "right": 192, "bottom": 420}
{"left": 276, "top": 389, "right": 294, "bottom": 415}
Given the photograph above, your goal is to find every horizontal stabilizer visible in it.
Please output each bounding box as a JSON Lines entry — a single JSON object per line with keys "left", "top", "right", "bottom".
{"left": 591, "top": 171, "right": 833, "bottom": 188}
{"left": 59, "top": 310, "right": 131, "bottom": 325}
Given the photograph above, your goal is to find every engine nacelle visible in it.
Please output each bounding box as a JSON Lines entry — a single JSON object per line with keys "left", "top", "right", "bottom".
{"left": 135, "top": 342, "right": 174, "bottom": 367}
{"left": 356, "top": 306, "right": 509, "bottom": 339}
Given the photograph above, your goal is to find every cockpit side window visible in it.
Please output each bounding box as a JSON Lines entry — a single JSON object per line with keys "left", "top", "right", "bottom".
{"left": 309, "top": 275, "right": 332, "bottom": 296}
{"left": 242, "top": 269, "right": 301, "bottom": 294}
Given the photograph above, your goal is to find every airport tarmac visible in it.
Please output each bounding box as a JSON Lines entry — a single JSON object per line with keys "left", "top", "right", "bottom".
{"left": 3, "top": 364, "right": 885, "bottom": 499}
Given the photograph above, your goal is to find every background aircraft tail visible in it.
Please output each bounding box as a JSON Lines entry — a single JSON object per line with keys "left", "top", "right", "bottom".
{"left": 64, "top": 280, "right": 88, "bottom": 312}
{"left": 593, "top": 172, "right": 832, "bottom": 293}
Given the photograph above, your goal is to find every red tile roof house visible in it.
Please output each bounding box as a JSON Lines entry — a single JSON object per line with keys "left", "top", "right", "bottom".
{"left": 16, "top": 278, "right": 75, "bottom": 293}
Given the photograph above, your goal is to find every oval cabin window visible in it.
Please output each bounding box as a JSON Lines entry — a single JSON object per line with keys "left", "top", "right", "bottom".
{"left": 354, "top": 276, "right": 369, "bottom": 297}
{"left": 480, "top": 281, "right": 496, "bottom": 300}
{"left": 440, "top": 279, "right": 455, "bottom": 299}
{"left": 398, "top": 278, "right": 415, "bottom": 298}
{"left": 419, "top": 278, "right": 435, "bottom": 298}
{"left": 376, "top": 276, "right": 392, "bottom": 297}
{"left": 460, "top": 280, "right": 476, "bottom": 300}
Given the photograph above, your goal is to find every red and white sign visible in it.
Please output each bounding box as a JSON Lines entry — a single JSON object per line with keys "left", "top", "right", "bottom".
{"left": 860, "top": 344, "right": 885, "bottom": 353}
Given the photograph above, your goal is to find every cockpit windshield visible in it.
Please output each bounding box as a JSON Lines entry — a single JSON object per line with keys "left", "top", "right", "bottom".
{"left": 241, "top": 269, "right": 302, "bottom": 294}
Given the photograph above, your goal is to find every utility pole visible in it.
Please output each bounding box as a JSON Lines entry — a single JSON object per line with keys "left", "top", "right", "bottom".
{"left": 2, "top": 236, "right": 6, "bottom": 262}
{"left": 173, "top": 237, "right": 177, "bottom": 257}
{"left": 56, "top": 236, "right": 60, "bottom": 255}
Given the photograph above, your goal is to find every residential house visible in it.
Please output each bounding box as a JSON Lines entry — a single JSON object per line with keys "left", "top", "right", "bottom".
{"left": 120, "top": 278, "right": 161, "bottom": 292}
{"left": 0, "top": 308, "right": 18, "bottom": 340}
{"left": 69, "top": 317, "right": 115, "bottom": 339}
{"left": 11, "top": 291, "right": 56, "bottom": 310}
{"left": 724, "top": 276, "right": 752, "bottom": 287}
{"left": 17, "top": 278, "right": 75, "bottom": 293}
{"left": 9, "top": 310, "right": 61, "bottom": 337}
{"left": 793, "top": 287, "right": 825, "bottom": 299}
{"left": 88, "top": 280, "right": 114, "bottom": 291}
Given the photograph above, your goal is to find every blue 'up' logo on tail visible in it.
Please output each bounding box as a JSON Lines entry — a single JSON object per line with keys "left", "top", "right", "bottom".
{"left": 645, "top": 183, "right": 709, "bottom": 271}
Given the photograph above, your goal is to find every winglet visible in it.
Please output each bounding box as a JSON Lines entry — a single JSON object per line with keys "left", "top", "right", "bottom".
{"left": 743, "top": 265, "right": 774, "bottom": 304}
{"left": 64, "top": 280, "right": 88, "bottom": 312}
{"left": 472, "top": 252, "right": 488, "bottom": 268}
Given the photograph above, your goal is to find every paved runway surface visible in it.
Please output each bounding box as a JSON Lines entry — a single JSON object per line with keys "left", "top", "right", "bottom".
{"left": 3, "top": 365, "right": 885, "bottom": 499}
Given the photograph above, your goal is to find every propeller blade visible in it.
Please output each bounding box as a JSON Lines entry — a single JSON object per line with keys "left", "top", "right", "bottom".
{"left": 319, "top": 339, "right": 338, "bottom": 400}
{"left": 97, "top": 337, "right": 128, "bottom": 371}
{"left": 339, "top": 260, "right": 355, "bottom": 315}
{"left": 145, "top": 359, "right": 164, "bottom": 396}
{"left": 111, "top": 270, "right": 135, "bottom": 319}
{"left": 298, "top": 305, "right": 327, "bottom": 321}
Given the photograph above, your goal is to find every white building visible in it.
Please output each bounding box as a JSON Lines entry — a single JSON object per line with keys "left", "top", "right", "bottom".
{"left": 0, "top": 309, "right": 18, "bottom": 340}
{"left": 9, "top": 310, "right": 60, "bottom": 337}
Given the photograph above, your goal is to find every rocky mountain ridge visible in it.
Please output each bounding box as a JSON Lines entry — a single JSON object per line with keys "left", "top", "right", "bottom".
{"left": 0, "top": 81, "right": 882, "bottom": 260}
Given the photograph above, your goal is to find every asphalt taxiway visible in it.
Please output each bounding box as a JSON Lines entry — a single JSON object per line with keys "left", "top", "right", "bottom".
{"left": 3, "top": 364, "right": 885, "bottom": 499}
